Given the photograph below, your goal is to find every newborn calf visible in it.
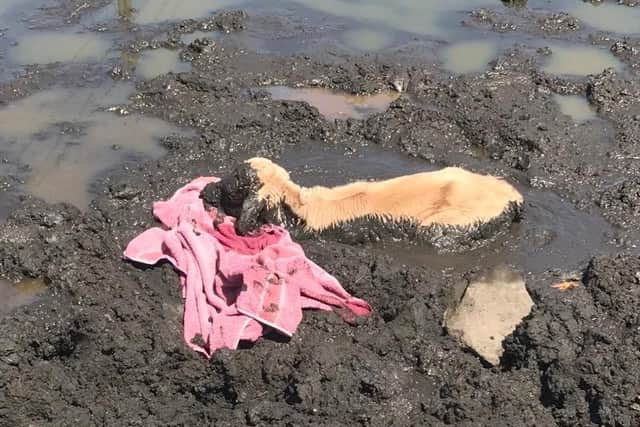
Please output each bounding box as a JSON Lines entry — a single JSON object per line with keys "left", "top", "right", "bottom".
{"left": 201, "top": 157, "right": 524, "bottom": 249}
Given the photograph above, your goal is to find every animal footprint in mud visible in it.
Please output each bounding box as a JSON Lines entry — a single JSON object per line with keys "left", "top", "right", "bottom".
{"left": 201, "top": 157, "right": 524, "bottom": 249}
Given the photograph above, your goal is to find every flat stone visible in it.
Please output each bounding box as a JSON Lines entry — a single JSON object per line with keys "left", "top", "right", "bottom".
{"left": 444, "top": 267, "right": 534, "bottom": 365}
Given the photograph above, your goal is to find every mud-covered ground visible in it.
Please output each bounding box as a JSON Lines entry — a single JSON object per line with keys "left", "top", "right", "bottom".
{"left": 2, "top": 2, "right": 640, "bottom": 426}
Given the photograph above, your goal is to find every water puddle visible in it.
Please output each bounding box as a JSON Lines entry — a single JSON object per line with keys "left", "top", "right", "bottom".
{"left": 541, "top": 44, "right": 624, "bottom": 77}
{"left": 92, "top": 0, "right": 498, "bottom": 34}
{"left": 0, "top": 0, "right": 45, "bottom": 27}
{"left": 526, "top": 0, "right": 639, "bottom": 35}
{"left": 0, "top": 0, "right": 28, "bottom": 19}
{"left": 0, "top": 84, "right": 180, "bottom": 209}
{"left": 9, "top": 32, "right": 111, "bottom": 65}
{"left": 287, "top": 0, "right": 496, "bottom": 37}
{"left": 96, "top": 0, "right": 242, "bottom": 25}
{"left": 441, "top": 40, "right": 498, "bottom": 74}
{"left": 136, "top": 49, "right": 191, "bottom": 80}
{"left": 554, "top": 94, "right": 597, "bottom": 124}
{"left": 276, "top": 143, "right": 614, "bottom": 275}
{"left": 568, "top": 1, "right": 640, "bottom": 35}
{"left": 264, "top": 86, "right": 400, "bottom": 120}
{"left": 0, "top": 277, "right": 47, "bottom": 316}
{"left": 342, "top": 28, "right": 392, "bottom": 52}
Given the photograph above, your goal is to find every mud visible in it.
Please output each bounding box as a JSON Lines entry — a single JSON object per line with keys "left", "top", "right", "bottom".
{"left": 1, "top": 1, "right": 640, "bottom": 426}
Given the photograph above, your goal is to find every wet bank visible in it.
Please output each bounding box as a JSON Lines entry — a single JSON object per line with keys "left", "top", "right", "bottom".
{"left": 1, "top": 1, "right": 640, "bottom": 426}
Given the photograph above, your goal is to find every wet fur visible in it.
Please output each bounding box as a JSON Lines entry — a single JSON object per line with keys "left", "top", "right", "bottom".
{"left": 201, "top": 157, "right": 524, "bottom": 251}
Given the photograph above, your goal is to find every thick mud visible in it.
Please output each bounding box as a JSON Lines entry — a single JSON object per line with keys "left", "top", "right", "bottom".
{"left": 1, "top": 1, "right": 640, "bottom": 426}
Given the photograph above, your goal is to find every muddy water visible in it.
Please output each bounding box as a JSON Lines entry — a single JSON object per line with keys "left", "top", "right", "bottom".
{"left": 9, "top": 32, "right": 111, "bottom": 65}
{"left": 278, "top": 143, "right": 614, "bottom": 275}
{"left": 136, "top": 49, "right": 191, "bottom": 80}
{"left": 554, "top": 95, "right": 597, "bottom": 124}
{"left": 0, "top": 0, "right": 23, "bottom": 16}
{"left": 0, "top": 0, "right": 109, "bottom": 77}
{"left": 0, "top": 0, "right": 46, "bottom": 25}
{"left": 265, "top": 86, "right": 400, "bottom": 120}
{"left": 96, "top": 0, "right": 242, "bottom": 24}
{"left": 0, "top": 277, "right": 47, "bottom": 316}
{"left": 441, "top": 40, "right": 498, "bottom": 74}
{"left": 287, "top": 0, "right": 495, "bottom": 37}
{"left": 555, "top": 0, "right": 640, "bottom": 35}
{"left": 542, "top": 44, "right": 624, "bottom": 76}
{"left": 93, "top": 0, "right": 497, "bottom": 35}
{"left": 0, "top": 84, "right": 179, "bottom": 210}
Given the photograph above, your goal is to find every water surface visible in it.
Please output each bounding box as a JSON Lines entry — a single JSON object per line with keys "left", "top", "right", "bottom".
{"left": 554, "top": 95, "right": 597, "bottom": 124}
{"left": 542, "top": 44, "right": 624, "bottom": 76}
{"left": 441, "top": 40, "right": 498, "bottom": 74}
{"left": 265, "top": 86, "right": 400, "bottom": 120}
{"left": 9, "top": 32, "right": 111, "bottom": 65}
{"left": 0, "top": 84, "right": 179, "bottom": 209}
{"left": 0, "top": 277, "right": 47, "bottom": 316}
{"left": 136, "top": 49, "right": 191, "bottom": 80}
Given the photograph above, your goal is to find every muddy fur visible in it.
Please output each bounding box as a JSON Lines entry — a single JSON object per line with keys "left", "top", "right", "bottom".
{"left": 200, "top": 162, "right": 267, "bottom": 235}
{"left": 201, "top": 159, "right": 524, "bottom": 251}
{"left": 301, "top": 201, "right": 524, "bottom": 251}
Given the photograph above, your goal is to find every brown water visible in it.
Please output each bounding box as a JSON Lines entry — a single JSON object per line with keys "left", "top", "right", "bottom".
{"left": 286, "top": 0, "right": 496, "bottom": 37}
{"left": 136, "top": 49, "right": 191, "bottom": 80}
{"left": 265, "top": 86, "right": 400, "bottom": 120}
{"left": 542, "top": 44, "right": 624, "bottom": 77}
{"left": 554, "top": 95, "right": 597, "bottom": 124}
{"left": 98, "top": 0, "right": 640, "bottom": 40}
{"left": 567, "top": 1, "right": 640, "bottom": 35}
{"left": 441, "top": 40, "right": 498, "bottom": 74}
{"left": 85, "top": 1, "right": 638, "bottom": 62}
{"left": 95, "top": 0, "right": 241, "bottom": 24}
{"left": 0, "top": 84, "right": 179, "bottom": 209}
{"left": 9, "top": 32, "right": 111, "bottom": 65}
{"left": 0, "top": 277, "right": 47, "bottom": 316}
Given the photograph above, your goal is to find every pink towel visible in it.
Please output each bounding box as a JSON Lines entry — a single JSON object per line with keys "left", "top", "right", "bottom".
{"left": 123, "top": 177, "right": 371, "bottom": 357}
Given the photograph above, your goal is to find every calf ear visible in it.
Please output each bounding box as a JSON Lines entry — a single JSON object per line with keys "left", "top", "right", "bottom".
{"left": 235, "top": 194, "right": 267, "bottom": 235}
